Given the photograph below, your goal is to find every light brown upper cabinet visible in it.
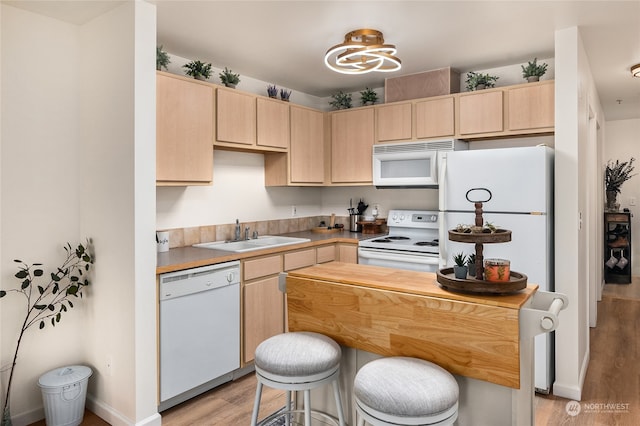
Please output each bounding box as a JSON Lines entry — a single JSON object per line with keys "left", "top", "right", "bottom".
{"left": 215, "top": 87, "right": 256, "bottom": 147}
{"left": 264, "top": 105, "right": 325, "bottom": 186}
{"left": 458, "top": 89, "right": 504, "bottom": 136}
{"left": 330, "top": 108, "right": 375, "bottom": 184}
{"left": 415, "top": 96, "right": 455, "bottom": 139}
{"left": 376, "top": 102, "right": 412, "bottom": 143}
{"left": 507, "top": 81, "right": 554, "bottom": 132}
{"left": 257, "top": 97, "right": 289, "bottom": 149}
{"left": 156, "top": 72, "right": 214, "bottom": 186}
{"left": 290, "top": 105, "right": 324, "bottom": 183}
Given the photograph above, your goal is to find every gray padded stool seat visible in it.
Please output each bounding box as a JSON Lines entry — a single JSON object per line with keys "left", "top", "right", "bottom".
{"left": 250, "top": 331, "right": 346, "bottom": 426}
{"left": 354, "top": 357, "right": 459, "bottom": 426}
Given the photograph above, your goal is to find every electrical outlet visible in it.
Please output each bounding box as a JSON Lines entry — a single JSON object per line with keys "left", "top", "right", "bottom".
{"left": 629, "top": 197, "right": 636, "bottom": 206}
{"left": 291, "top": 205, "right": 297, "bottom": 217}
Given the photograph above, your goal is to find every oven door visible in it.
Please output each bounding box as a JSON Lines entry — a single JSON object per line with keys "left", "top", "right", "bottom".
{"left": 358, "top": 247, "right": 440, "bottom": 273}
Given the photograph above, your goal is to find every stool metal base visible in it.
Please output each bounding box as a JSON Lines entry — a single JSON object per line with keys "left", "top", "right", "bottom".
{"left": 251, "top": 366, "right": 346, "bottom": 426}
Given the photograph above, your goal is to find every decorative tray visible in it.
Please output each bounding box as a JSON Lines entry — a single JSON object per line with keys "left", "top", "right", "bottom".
{"left": 436, "top": 267, "right": 527, "bottom": 295}
{"left": 448, "top": 229, "right": 512, "bottom": 244}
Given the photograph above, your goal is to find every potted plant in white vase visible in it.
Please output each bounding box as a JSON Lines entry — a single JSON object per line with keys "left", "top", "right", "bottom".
{"left": 521, "top": 58, "right": 548, "bottom": 82}
{"left": 219, "top": 67, "right": 240, "bottom": 88}
{"left": 605, "top": 158, "right": 636, "bottom": 211}
{"left": 182, "top": 60, "right": 212, "bottom": 80}
{"left": 0, "top": 240, "right": 94, "bottom": 426}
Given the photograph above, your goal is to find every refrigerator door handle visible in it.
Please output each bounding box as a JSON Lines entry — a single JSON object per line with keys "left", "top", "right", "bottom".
{"left": 438, "top": 212, "right": 447, "bottom": 268}
{"left": 438, "top": 152, "right": 447, "bottom": 211}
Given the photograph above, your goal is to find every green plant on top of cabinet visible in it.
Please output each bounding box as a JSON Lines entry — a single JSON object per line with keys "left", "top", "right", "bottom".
{"left": 330, "top": 108, "right": 374, "bottom": 184}
{"left": 415, "top": 96, "right": 455, "bottom": 139}
{"left": 156, "top": 72, "right": 214, "bottom": 186}
{"left": 376, "top": 102, "right": 412, "bottom": 143}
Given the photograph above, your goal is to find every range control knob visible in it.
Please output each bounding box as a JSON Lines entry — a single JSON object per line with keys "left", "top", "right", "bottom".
{"left": 430, "top": 215, "right": 438, "bottom": 222}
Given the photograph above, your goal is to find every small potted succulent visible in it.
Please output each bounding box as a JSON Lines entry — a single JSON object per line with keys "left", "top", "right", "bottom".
{"left": 156, "top": 45, "right": 170, "bottom": 71}
{"left": 521, "top": 58, "right": 548, "bottom": 82}
{"left": 465, "top": 71, "right": 499, "bottom": 91}
{"left": 453, "top": 252, "right": 468, "bottom": 279}
{"left": 267, "top": 84, "right": 278, "bottom": 99}
{"left": 329, "top": 91, "right": 352, "bottom": 110}
{"left": 219, "top": 67, "right": 240, "bottom": 88}
{"left": 360, "top": 87, "right": 378, "bottom": 106}
{"left": 280, "top": 89, "right": 292, "bottom": 102}
{"left": 183, "top": 60, "right": 212, "bottom": 80}
{"left": 466, "top": 253, "right": 477, "bottom": 277}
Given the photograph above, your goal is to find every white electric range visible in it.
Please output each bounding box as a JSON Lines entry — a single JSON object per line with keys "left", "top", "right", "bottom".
{"left": 358, "top": 209, "right": 440, "bottom": 272}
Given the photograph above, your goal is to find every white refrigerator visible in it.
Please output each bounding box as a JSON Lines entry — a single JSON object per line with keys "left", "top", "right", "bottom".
{"left": 438, "top": 145, "right": 555, "bottom": 393}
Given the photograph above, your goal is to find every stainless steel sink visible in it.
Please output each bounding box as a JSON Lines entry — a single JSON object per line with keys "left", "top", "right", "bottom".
{"left": 193, "top": 236, "right": 310, "bottom": 252}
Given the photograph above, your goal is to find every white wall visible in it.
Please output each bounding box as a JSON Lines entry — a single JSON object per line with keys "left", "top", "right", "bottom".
{"left": 604, "top": 118, "right": 640, "bottom": 275}
{"left": 553, "top": 26, "right": 604, "bottom": 401}
{"left": 1, "top": 5, "right": 85, "bottom": 422}
{"left": 79, "top": 2, "right": 158, "bottom": 425}
{"left": 1, "top": 2, "right": 159, "bottom": 425}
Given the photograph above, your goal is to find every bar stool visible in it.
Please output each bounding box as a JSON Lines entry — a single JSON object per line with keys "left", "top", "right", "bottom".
{"left": 354, "top": 357, "right": 459, "bottom": 426}
{"left": 250, "top": 331, "right": 346, "bottom": 426}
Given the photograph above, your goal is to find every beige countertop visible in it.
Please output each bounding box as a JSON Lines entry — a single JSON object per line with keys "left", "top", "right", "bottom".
{"left": 156, "top": 230, "right": 384, "bottom": 274}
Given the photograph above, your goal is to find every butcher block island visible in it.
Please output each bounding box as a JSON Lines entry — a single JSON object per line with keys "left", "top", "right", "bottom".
{"left": 282, "top": 262, "right": 567, "bottom": 426}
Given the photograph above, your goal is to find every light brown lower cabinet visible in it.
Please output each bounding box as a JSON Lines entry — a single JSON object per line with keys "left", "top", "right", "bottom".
{"left": 242, "top": 275, "right": 284, "bottom": 364}
{"left": 240, "top": 242, "right": 357, "bottom": 365}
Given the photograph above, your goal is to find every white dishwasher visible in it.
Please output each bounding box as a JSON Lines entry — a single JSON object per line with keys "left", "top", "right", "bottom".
{"left": 159, "top": 260, "right": 240, "bottom": 410}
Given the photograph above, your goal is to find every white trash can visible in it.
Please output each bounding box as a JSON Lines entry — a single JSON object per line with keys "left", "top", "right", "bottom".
{"left": 38, "top": 365, "right": 92, "bottom": 426}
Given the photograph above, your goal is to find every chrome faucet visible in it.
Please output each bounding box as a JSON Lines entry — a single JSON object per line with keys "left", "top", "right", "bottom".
{"left": 234, "top": 219, "right": 241, "bottom": 241}
{"left": 244, "top": 227, "right": 250, "bottom": 241}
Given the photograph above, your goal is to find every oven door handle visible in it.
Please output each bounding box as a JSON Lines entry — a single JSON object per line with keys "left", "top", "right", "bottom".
{"left": 358, "top": 248, "right": 440, "bottom": 265}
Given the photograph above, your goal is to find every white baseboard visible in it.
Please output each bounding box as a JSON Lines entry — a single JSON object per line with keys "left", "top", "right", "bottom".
{"left": 86, "top": 395, "right": 161, "bottom": 426}
{"left": 553, "top": 349, "right": 589, "bottom": 401}
{"left": 8, "top": 406, "right": 43, "bottom": 426}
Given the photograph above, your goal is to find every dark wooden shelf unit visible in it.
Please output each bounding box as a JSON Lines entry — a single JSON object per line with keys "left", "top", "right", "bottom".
{"left": 604, "top": 212, "right": 632, "bottom": 284}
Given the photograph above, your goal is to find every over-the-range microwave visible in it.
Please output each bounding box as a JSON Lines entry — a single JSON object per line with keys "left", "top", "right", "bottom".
{"left": 372, "top": 139, "right": 468, "bottom": 188}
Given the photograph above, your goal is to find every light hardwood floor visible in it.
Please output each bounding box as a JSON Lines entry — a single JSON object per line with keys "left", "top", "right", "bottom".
{"left": 29, "top": 279, "right": 640, "bottom": 426}
{"left": 535, "top": 279, "right": 640, "bottom": 425}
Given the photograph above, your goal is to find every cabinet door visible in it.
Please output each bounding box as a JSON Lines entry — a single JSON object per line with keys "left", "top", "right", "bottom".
{"left": 156, "top": 73, "right": 213, "bottom": 185}
{"left": 376, "top": 103, "right": 412, "bottom": 142}
{"left": 415, "top": 96, "right": 455, "bottom": 139}
{"left": 216, "top": 88, "right": 256, "bottom": 145}
{"left": 243, "top": 276, "right": 284, "bottom": 363}
{"left": 338, "top": 244, "right": 358, "bottom": 264}
{"left": 331, "top": 108, "right": 374, "bottom": 184}
{"left": 257, "top": 98, "right": 289, "bottom": 149}
{"left": 507, "top": 82, "right": 554, "bottom": 131}
{"left": 290, "top": 106, "right": 325, "bottom": 183}
{"left": 458, "top": 90, "right": 504, "bottom": 136}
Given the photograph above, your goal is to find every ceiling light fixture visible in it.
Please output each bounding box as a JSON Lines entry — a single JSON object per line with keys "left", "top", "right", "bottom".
{"left": 632, "top": 63, "right": 640, "bottom": 78}
{"left": 324, "top": 29, "right": 401, "bottom": 75}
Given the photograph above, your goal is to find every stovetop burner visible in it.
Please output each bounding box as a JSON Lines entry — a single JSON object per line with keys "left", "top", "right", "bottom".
{"left": 415, "top": 240, "right": 439, "bottom": 247}
{"left": 387, "top": 236, "right": 410, "bottom": 240}
{"left": 371, "top": 238, "right": 393, "bottom": 243}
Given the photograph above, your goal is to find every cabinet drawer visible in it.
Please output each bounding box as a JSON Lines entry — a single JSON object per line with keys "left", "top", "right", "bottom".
{"left": 316, "top": 245, "right": 337, "bottom": 264}
{"left": 284, "top": 249, "right": 316, "bottom": 271}
{"left": 243, "top": 255, "right": 282, "bottom": 281}
{"left": 605, "top": 213, "right": 630, "bottom": 223}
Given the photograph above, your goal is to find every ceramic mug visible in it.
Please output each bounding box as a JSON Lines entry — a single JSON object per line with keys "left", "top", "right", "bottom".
{"left": 605, "top": 251, "right": 617, "bottom": 269}
{"left": 157, "top": 231, "right": 169, "bottom": 253}
{"left": 616, "top": 255, "right": 628, "bottom": 269}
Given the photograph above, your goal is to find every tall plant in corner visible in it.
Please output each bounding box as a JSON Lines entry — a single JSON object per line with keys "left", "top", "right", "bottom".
{"left": 0, "top": 240, "right": 94, "bottom": 426}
